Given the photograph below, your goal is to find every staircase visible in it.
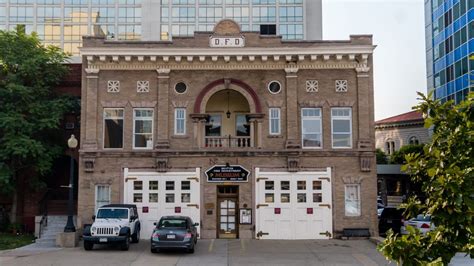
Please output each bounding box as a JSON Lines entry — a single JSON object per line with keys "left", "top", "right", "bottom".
{"left": 35, "top": 216, "right": 69, "bottom": 247}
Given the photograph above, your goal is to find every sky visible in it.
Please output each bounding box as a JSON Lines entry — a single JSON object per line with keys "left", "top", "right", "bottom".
{"left": 322, "top": 0, "right": 427, "bottom": 120}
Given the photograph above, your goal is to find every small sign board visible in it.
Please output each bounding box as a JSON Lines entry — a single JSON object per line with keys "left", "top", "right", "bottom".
{"left": 175, "top": 207, "right": 181, "bottom": 213}
{"left": 209, "top": 36, "right": 245, "bottom": 48}
{"left": 239, "top": 208, "right": 252, "bottom": 224}
{"left": 206, "top": 165, "right": 250, "bottom": 182}
{"left": 142, "top": 206, "right": 149, "bottom": 213}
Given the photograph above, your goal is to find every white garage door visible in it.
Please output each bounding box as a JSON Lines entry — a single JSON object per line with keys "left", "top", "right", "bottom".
{"left": 124, "top": 168, "right": 200, "bottom": 239}
{"left": 255, "top": 168, "right": 332, "bottom": 240}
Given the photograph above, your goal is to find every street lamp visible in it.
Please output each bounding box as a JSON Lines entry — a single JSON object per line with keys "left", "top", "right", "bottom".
{"left": 64, "top": 134, "right": 78, "bottom": 232}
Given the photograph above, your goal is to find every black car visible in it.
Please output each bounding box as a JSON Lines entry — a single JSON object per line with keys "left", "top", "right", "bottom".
{"left": 150, "top": 216, "right": 199, "bottom": 253}
{"left": 379, "top": 207, "right": 406, "bottom": 236}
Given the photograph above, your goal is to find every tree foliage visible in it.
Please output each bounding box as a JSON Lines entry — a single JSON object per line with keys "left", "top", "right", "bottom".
{"left": 376, "top": 148, "right": 388, "bottom": 164}
{"left": 0, "top": 29, "right": 72, "bottom": 193}
{"left": 389, "top": 144, "right": 425, "bottom": 164}
{"left": 378, "top": 92, "right": 474, "bottom": 265}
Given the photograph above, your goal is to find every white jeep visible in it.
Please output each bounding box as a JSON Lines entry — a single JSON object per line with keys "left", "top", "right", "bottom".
{"left": 83, "top": 204, "right": 141, "bottom": 251}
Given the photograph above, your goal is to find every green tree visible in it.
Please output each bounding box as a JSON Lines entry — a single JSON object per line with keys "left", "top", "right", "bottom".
{"left": 378, "top": 92, "right": 474, "bottom": 265}
{"left": 376, "top": 148, "right": 388, "bottom": 164}
{"left": 389, "top": 144, "right": 425, "bottom": 164}
{"left": 0, "top": 29, "right": 72, "bottom": 222}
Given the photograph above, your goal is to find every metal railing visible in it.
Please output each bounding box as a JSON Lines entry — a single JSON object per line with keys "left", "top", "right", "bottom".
{"left": 36, "top": 190, "right": 50, "bottom": 239}
{"left": 205, "top": 136, "right": 252, "bottom": 148}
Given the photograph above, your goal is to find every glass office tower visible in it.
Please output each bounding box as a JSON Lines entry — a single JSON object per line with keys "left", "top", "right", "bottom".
{"left": 0, "top": 0, "right": 322, "bottom": 56}
{"left": 425, "top": 0, "right": 474, "bottom": 104}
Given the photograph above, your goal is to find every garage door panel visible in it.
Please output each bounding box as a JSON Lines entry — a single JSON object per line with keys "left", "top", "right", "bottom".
{"left": 124, "top": 169, "right": 201, "bottom": 239}
{"left": 256, "top": 168, "right": 332, "bottom": 240}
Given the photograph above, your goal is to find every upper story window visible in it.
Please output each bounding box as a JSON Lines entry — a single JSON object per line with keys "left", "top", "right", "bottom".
{"left": 385, "top": 140, "right": 395, "bottom": 155}
{"left": 103, "top": 108, "right": 124, "bottom": 149}
{"left": 205, "top": 114, "right": 221, "bottom": 136}
{"left": 331, "top": 108, "right": 352, "bottom": 148}
{"left": 408, "top": 136, "right": 419, "bottom": 145}
{"left": 301, "top": 108, "right": 322, "bottom": 148}
{"left": 269, "top": 108, "right": 281, "bottom": 135}
{"left": 133, "top": 108, "right": 154, "bottom": 149}
{"left": 174, "top": 108, "right": 186, "bottom": 135}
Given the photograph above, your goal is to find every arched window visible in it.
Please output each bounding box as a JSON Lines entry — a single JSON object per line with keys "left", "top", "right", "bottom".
{"left": 408, "top": 136, "right": 419, "bottom": 145}
{"left": 385, "top": 140, "right": 395, "bottom": 155}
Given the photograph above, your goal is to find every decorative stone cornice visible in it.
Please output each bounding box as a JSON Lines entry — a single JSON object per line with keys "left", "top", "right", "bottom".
{"left": 156, "top": 68, "right": 171, "bottom": 75}
{"left": 85, "top": 68, "right": 100, "bottom": 74}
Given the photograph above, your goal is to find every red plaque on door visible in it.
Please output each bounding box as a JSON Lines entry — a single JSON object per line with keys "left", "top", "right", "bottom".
{"left": 307, "top": 208, "right": 313, "bottom": 214}
{"left": 274, "top": 208, "right": 281, "bottom": 214}
{"left": 142, "top": 206, "right": 149, "bottom": 213}
{"left": 175, "top": 207, "right": 181, "bottom": 213}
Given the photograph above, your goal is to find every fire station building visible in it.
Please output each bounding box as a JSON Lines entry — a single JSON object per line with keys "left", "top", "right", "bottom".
{"left": 78, "top": 20, "right": 377, "bottom": 240}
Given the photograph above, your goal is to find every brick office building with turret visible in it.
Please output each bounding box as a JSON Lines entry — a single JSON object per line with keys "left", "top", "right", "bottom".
{"left": 78, "top": 20, "right": 377, "bottom": 240}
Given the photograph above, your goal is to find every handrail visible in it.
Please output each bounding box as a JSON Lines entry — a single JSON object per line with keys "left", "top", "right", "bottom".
{"left": 37, "top": 190, "right": 50, "bottom": 239}
{"left": 205, "top": 136, "right": 252, "bottom": 148}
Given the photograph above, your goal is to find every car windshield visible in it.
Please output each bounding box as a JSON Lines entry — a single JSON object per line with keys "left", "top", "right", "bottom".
{"left": 96, "top": 208, "right": 128, "bottom": 219}
{"left": 157, "top": 219, "right": 187, "bottom": 229}
{"left": 414, "top": 215, "right": 431, "bottom": 221}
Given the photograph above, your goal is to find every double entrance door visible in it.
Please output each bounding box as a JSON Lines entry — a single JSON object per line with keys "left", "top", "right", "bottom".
{"left": 217, "top": 186, "right": 238, "bottom": 239}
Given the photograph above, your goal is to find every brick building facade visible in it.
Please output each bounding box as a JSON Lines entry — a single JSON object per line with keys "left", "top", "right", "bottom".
{"left": 78, "top": 20, "right": 377, "bottom": 239}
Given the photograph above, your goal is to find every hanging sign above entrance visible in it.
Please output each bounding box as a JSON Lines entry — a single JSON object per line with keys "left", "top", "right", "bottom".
{"left": 206, "top": 165, "right": 249, "bottom": 182}
{"left": 209, "top": 36, "right": 245, "bottom": 48}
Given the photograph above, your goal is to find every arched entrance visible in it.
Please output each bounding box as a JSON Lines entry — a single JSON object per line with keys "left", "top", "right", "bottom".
{"left": 192, "top": 79, "right": 264, "bottom": 148}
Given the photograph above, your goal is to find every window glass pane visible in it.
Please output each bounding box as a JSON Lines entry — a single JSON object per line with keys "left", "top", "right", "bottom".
{"left": 96, "top": 185, "right": 110, "bottom": 211}
{"left": 104, "top": 108, "right": 124, "bottom": 148}
{"left": 313, "top": 181, "right": 322, "bottom": 190}
{"left": 333, "top": 134, "right": 351, "bottom": 148}
{"left": 297, "top": 193, "right": 306, "bottom": 203}
{"left": 181, "top": 181, "right": 190, "bottom": 190}
{"left": 345, "top": 184, "right": 360, "bottom": 216}
{"left": 149, "top": 181, "right": 158, "bottom": 190}
{"left": 181, "top": 193, "right": 191, "bottom": 203}
{"left": 281, "top": 181, "right": 290, "bottom": 190}
{"left": 297, "top": 181, "right": 306, "bottom": 190}
{"left": 313, "top": 193, "right": 322, "bottom": 203}
{"left": 265, "top": 181, "right": 274, "bottom": 190}
{"left": 205, "top": 115, "right": 221, "bottom": 136}
{"left": 166, "top": 181, "right": 174, "bottom": 190}
{"left": 236, "top": 114, "right": 250, "bottom": 136}
{"left": 134, "top": 181, "right": 143, "bottom": 190}
{"left": 265, "top": 193, "right": 274, "bottom": 203}
{"left": 133, "top": 193, "right": 143, "bottom": 203}
{"left": 165, "top": 193, "right": 175, "bottom": 203}
{"left": 281, "top": 193, "right": 290, "bottom": 203}
{"left": 149, "top": 193, "right": 158, "bottom": 203}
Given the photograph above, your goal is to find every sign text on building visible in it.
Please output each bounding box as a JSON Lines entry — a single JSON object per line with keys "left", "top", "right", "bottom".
{"left": 206, "top": 165, "right": 249, "bottom": 182}
{"left": 209, "top": 36, "right": 245, "bottom": 48}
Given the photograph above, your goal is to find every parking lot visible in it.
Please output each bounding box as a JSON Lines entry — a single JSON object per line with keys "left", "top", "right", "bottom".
{"left": 0, "top": 239, "right": 392, "bottom": 266}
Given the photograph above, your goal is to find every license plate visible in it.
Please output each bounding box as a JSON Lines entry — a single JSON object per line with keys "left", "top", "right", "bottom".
{"left": 99, "top": 238, "right": 107, "bottom": 242}
{"left": 167, "top": 235, "right": 176, "bottom": 239}
{"left": 387, "top": 220, "right": 392, "bottom": 224}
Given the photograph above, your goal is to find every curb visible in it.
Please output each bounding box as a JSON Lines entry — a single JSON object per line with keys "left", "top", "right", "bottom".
{"left": 369, "top": 237, "right": 384, "bottom": 245}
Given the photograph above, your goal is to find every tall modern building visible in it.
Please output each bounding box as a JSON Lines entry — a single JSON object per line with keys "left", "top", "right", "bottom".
{"left": 424, "top": 0, "right": 474, "bottom": 104}
{"left": 0, "top": 0, "right": 322, "bottom": 56}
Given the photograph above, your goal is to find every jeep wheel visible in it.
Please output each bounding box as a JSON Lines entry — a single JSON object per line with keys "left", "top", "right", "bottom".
{"left": 84, "top": 241, "right": 93, "bottom": 251}
{"left": 121, "top": 236, "right": 130, "bottom": 251}
{"left": 131, "top": 229, "right": 140, "bottom": 243}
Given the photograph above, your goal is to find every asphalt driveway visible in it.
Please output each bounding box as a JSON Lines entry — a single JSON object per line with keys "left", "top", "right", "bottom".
{"left": 0, "top": 239, "right": 393, "bottom": 266}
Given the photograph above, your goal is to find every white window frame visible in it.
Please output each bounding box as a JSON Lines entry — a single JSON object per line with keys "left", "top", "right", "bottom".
{"left": 269, "top": 108, "right": 281, "bottom": 135}
{"left": 301, "top": 108, "right": 323, "bottom": 149}
{"left": 331, "top": 107, "right": 353, "bottom": 149}
{"left": 344, "top": 184, "right": 361, "bottom": 217}
{"left": 95, "top": 184, "right": 111, "bottom": 213}
{"left": 174, "top": 108, "right": 186, "bottom": 135}
{"left": 103, "top": 108, "right": 124, "bottom": 149}
{"left": 133, "top": 108, "right": 154, "bottom": 150}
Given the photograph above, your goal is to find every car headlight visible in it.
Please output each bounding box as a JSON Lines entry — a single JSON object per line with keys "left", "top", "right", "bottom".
{"left": 114, "top": 226, "right": 120, "bottom": 233}
{"left": 91, "top": 226, "right": 97, "bottom": 232}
